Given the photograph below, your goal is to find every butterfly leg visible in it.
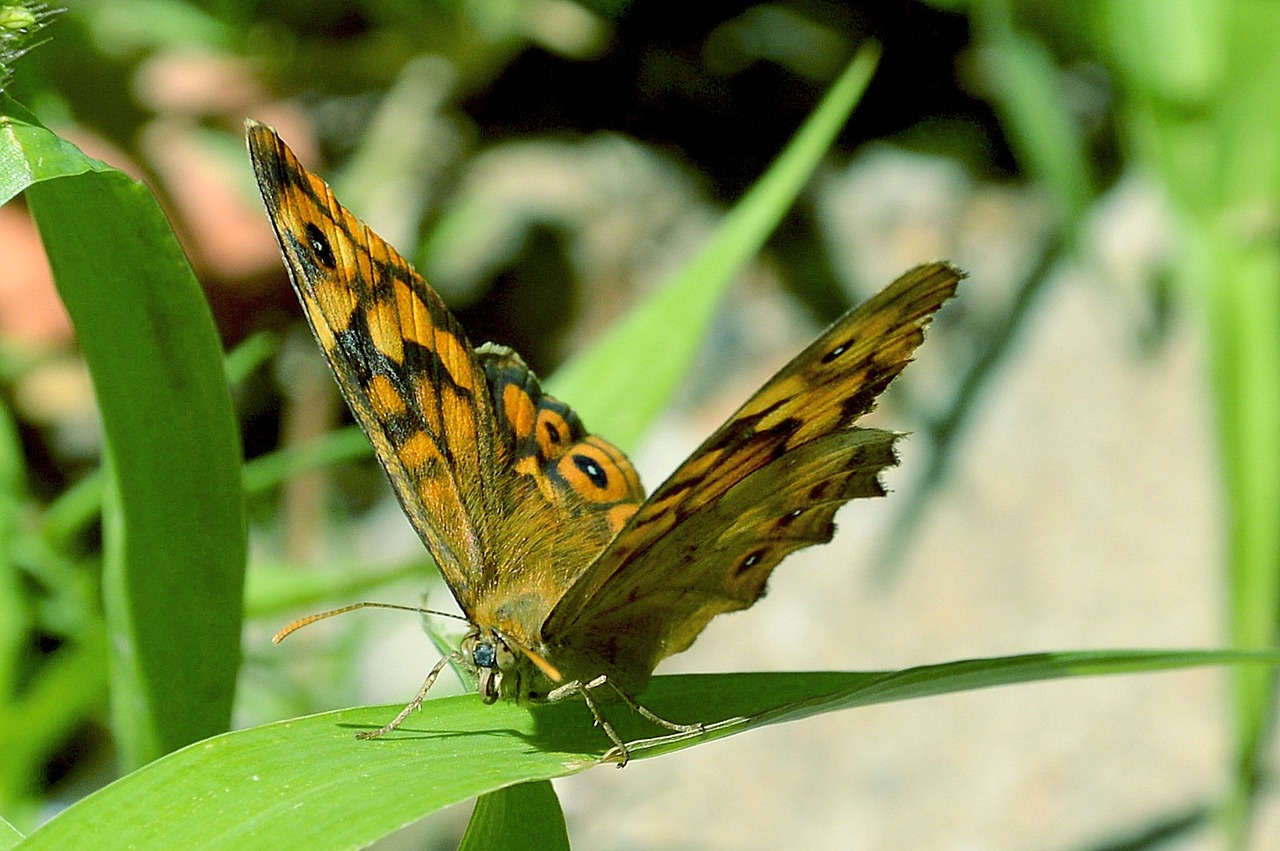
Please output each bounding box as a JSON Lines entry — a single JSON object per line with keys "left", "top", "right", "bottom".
{"left": 559, "top": 678, "right": 633, "bottom": 767}
{"left": 548, "top": 675, "right": 704, "bottom": 767}
{"left": 356, "top": 651, "right": 459, "bottom": 740}
{"left": 603, "top": 680, "right": 704, "bottom": 736}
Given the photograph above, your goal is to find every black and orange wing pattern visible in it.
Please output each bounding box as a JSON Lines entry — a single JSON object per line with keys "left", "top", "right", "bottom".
{"left": 247, "top": 122, "right": 644, "bottom": 643}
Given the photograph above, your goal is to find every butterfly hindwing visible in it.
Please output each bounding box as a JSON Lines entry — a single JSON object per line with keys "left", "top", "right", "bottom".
{"left": 468, "top": 345, "right": 645, "bottom": 642}
{"left": 543, "top": 263, "right": 961, "bottom": 691}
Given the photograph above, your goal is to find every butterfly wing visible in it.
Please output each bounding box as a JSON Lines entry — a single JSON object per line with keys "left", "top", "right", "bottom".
{"left": 542, "top": 262, "right": 961, "bottom": 692}
{"left": 248, "top": 122, "right": 504, "bottom": 611}
{"left": 248, "top": 122, "right": 645, "bottom": 635}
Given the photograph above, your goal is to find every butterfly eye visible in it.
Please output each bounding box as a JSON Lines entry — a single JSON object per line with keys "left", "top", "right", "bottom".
{"left": 572, "top": 453, "right": 609, "bottom": 489}
{"left": 472, "top": 641, "right": 498, "bottom": 669}
{"left": 304, "top": 222, "right": 336, "bottom": 269}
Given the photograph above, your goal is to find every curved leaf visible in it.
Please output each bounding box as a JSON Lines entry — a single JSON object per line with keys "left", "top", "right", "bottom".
{"left": 458, "top": 781, "right": 568, "bottom": 851}
{"left": 20, "top": 649, "right": 1280, "bottom": 849}
{"left": 0, "top": 815, "right": 21, "bottom": 849}
{"left": 4, "top": 96, "right": 247, "bottom": 768}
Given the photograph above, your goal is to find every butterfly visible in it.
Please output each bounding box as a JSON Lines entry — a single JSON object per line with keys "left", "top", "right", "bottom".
{"left": 246, "top": 120, "right": 961, "bottom": 765}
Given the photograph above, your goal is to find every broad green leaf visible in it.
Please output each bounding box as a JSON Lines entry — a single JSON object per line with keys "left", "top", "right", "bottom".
{"left": 459, "top": 781, "right": 568, "bottom": 851}
{"left": 0, "top": 99, "right": 115, "bottom": 205}
{"left": 6, "top": 97, "right": 247, "bottom": 768}
{"left": 20, "top": 649, "right": 1280, "bottom": 849}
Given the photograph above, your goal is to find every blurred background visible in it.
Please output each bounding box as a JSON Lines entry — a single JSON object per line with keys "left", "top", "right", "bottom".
{"left": 5, "top": 0, "right": 1280, "bottom": 848}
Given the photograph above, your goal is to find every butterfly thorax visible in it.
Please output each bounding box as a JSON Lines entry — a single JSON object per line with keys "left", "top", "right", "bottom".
{"left": 466, "top": 583, "right": 635, "bottom": 700}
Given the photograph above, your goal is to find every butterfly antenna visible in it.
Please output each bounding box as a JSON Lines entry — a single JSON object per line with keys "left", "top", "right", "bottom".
{"left": 273, "top": 602, "right": 468, "bottom": 644}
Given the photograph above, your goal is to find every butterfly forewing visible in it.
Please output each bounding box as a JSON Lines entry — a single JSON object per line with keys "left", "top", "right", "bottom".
{"left": 247, "top": 123, "right": 507, "bottom": 611}
{"left": 543, "top": 263, "right": 961, "bottom": 690}
{"left": 247, "top": 122, "right": 646, "bottom": 641}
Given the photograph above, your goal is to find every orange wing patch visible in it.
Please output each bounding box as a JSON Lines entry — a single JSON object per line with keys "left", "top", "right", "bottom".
{"left": 366, "top": 373, "right": 408, "bottom": 417}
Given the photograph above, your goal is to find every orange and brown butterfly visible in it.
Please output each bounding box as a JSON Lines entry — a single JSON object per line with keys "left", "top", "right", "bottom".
{"left": 245, "top": 119, "right": 961, "bottom": 765}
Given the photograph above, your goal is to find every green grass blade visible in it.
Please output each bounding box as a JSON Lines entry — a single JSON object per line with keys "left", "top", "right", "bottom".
{"left": 240, "top": 427, "right": 370, "bottom": 496}
{"left": 244, "top": 559, "right": 431, "bottom": 619}
{"left": 0, "top": 395, "right": 36, "bottom": 821}
{"left": 973, "top": 10, "right": 1092, "bottom": 222}
{"left": 8, "top": 97, "right": 247, "bottom": 768}
{"left": 36, "top": 471, "right": 102, "bottom": 552}
{"left": 459, "top": 782, "right": 568, "bottom": 851}
{"left": 45, "top": 340, "right": 299, "bottom": 557}
{"left": 1212, "top": 10, "right": 1280, "bottom": 842}
{"left": 19, "top": 649, "right": 1280, "bottom": 849}
{"left": 548, "top": 44, "right": 881, "bottom": 449}
{"left": 0, "top": 814, "right": 21, "bottom": 848}
{"left": 0, "top": 396, "right": 26, "bottom": 716}
{"left": 1095, "top": 5, "right": 1280, "bottom": 842}
{"left": 222, "top": 330, "right": 280, "bottom": 387}
{"left": 1204, "top": 241, "right": 1280, "bottom": 840}
{"left": 0, "top": 624, "right": 109, "bottom": 829}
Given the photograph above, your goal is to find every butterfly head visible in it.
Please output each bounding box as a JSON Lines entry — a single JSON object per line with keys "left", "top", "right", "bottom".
{"left": 461, "top": 627, "right": 563, "bottom": 703}
{"left": 463, "top": 630, "right": 513, "bottom": 704}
